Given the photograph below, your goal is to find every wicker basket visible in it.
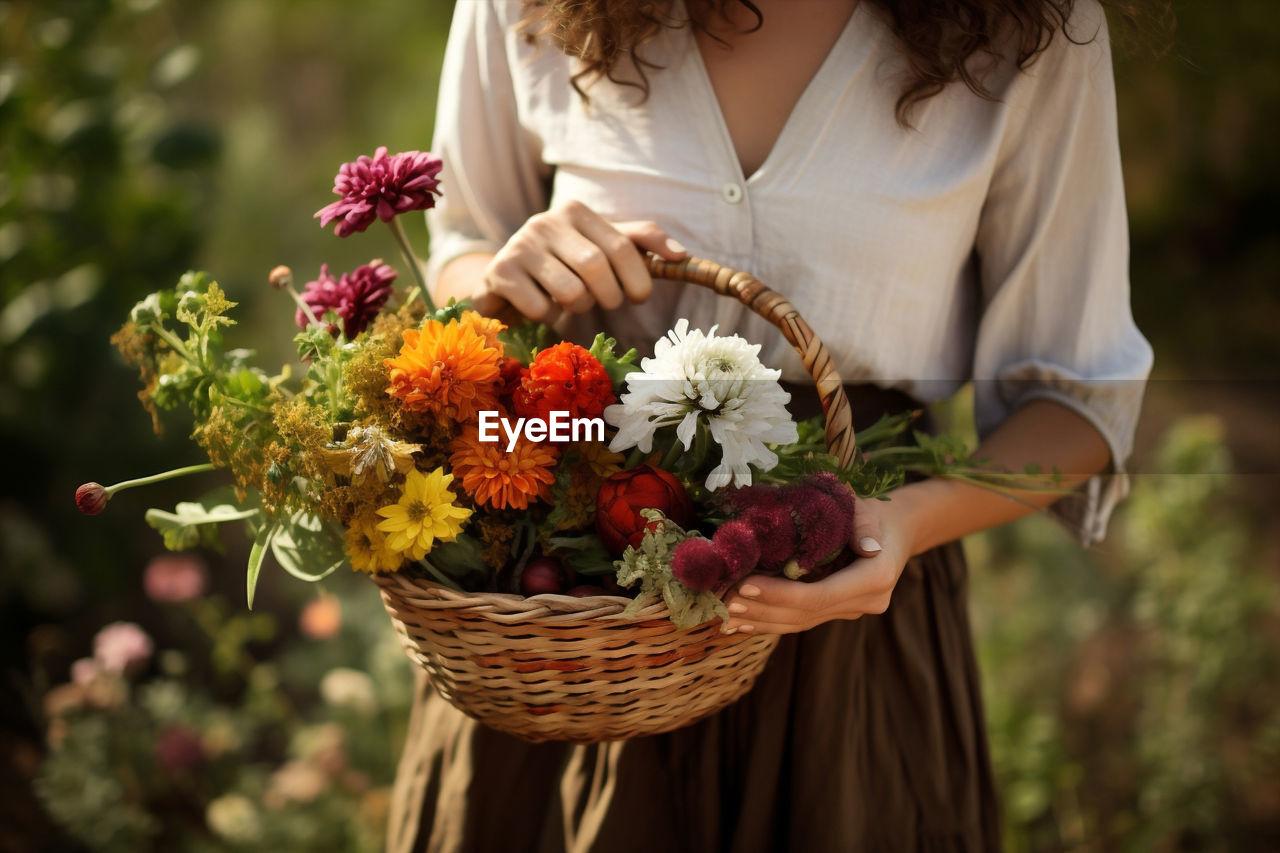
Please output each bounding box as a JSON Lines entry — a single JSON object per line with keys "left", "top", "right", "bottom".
{"left": 372, "top": 254, "right": 857, "bottom": 743}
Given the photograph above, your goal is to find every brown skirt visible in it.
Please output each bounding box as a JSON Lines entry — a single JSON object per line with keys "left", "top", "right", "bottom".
{"left": 385, "top": 540, "right": 1001, "bottom": 853}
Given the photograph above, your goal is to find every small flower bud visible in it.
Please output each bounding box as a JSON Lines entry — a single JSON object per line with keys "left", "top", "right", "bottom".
{"left": 75, "top": 482, "right": 109, "bottom": 515}
{"left": 268, "top": 265, "right": 293, "bottom": 290}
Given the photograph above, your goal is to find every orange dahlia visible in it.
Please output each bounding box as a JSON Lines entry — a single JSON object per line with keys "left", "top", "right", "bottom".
{"left": 449, "top": 423, "right": 559, "bottom": 510}
{"left": 384, "top": 318, "right": 503, "bottom": 423}
{"left": 457, "top": 309, "right": 505, "bottom": 351}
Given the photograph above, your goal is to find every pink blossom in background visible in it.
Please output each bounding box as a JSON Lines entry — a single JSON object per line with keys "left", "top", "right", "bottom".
{"left": 93, "top": 621, "right": 154, "bottom": 675}
{"left": 143, "top": 553, "right": 208, "bottom": 602}
{"left": 295, "top": 261, "right": 396, "bottom": 337}
{"left": 315, "top": 147, "right": 442, "bottom": 237}
{"left": 70, "top": 657, "right": 100, "bottom": 686}
{"left": 300, "top": 594, "right": 342, "bottom": 640}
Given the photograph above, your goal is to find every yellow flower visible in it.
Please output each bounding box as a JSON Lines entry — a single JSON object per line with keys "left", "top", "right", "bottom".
{"left": 344, "top": 514, "right": 404, "bottom": 574}
{"left": 375, "top": 468, "right": 472, "bottom": 560}
{"left": 579, "top": 441, "right": 624, "bottom": 479}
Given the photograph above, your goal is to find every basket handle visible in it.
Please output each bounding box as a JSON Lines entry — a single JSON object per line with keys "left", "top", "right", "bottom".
{"left": 645, "top": 253, "right": 856, "bottom": 466}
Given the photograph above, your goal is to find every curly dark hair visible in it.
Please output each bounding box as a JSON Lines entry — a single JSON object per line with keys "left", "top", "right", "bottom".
{"left": 518, "top": 0, "right": 1172, "bottom": 124}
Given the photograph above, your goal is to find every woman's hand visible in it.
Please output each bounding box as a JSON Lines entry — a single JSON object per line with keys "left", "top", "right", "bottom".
{"left": 467, "top": 199, "right": 688, "bottom": 322}
{"left": 721, "top": 495, "right": 918, "bottom": 635}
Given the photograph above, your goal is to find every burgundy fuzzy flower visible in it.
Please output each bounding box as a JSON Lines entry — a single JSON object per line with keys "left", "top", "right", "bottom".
{"left": 295, "top": 261, "right": 396, "bottom": 337}
{"left": 740, "top": 503, "right": 797, "bottom": 571}
{"left": 671, "top": 537, "right": 729, "bottom": 592}
{"left": 792, "top": 490, "right": 847, "bottom": 569}
{"left": 720, "top": 484, "right": 782, "bottom": 515}
{"left": 315, "top": 147, "right": 443, "bottom": 237}
{"left": 806, "top": 472, "right": 856, "bottom": 523}
{"left": 712, "top": 519, "right": 761, "bottom": 582}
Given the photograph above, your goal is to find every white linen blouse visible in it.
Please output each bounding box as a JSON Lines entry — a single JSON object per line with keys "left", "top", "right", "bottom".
{"left": 425, "top": 0, "right": 1154, "bottom": 543}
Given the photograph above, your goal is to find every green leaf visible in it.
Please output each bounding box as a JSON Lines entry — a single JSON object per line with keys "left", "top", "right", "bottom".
{"left": 145, "top": 490, "right": 261, "bottom": 551}
{"left": 422, "top": 533, "right": 489, "bottom": 577}
{"left": 587, "top": 332, "right": 640, "bottom": 387}
{"left": 270, "top": 512, "right": 344, "bottom": 582}
{"left": 498, "top": 321, "right": 551, "bottom": 365}
{"left": 246, "top": 522, "right": 277, "bottom": 610}
{"left": 547, "top": 534, "right": 614, "bottom": 575}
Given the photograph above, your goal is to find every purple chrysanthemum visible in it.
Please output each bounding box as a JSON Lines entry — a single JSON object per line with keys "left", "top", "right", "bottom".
{"left": 671, "top": 537, "right": 729, "bottom": 592}
{"left": 315, "top": 147, "right": 443, "bottom": 237}
{"left": 712, "top": 519, "right": 761, "bottom": 582}
{"left": 296, "top": 261, "right": 396, "bottom": 337}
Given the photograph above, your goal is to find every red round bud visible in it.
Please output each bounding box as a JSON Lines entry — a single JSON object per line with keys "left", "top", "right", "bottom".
{"left": 566, "top": 585, "right": 609, "bottom": 597}
{"left": 75, "top": 482, "right": 109, "bottom": 516}
{"left": 520, "top": 557, "right": 567, "bottom": 596}
{"left": 594, "top": 465, "right": 694, "bottom": 556}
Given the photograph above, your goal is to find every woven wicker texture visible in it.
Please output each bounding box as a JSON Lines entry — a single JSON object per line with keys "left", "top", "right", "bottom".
{"left": 374, "top": 255, "right": 853, "bottom": 742}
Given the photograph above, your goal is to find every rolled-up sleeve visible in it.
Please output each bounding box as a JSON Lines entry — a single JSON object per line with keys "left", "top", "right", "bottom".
{"left": 425, "top": 0, "right": 551, "bottom": 285}
{"left": 972, "top": 1, "right": 1153, "bottom": 545}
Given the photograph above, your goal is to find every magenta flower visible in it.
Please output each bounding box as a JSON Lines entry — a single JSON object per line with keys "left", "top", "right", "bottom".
{"left": 712, "top": 520, "right": 761, "bottom": 582}
{"left": 144, "top": 553, "right": 208, "bottom": 603}
{"left": 93, "top": 621, "right": 154, "bottom": 676}
{"left": 315, "top": 147, "right": 442, "bottom": 237}
{"left": 671, "top": 537, "right": 728, "bottom": 592}
{"left": 296, "top": 261, "right": 396, "bottom": 337}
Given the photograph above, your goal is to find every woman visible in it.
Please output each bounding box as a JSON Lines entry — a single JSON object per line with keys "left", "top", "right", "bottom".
{"left": 388, "top": 0, "right": 1154, "bottom": 849}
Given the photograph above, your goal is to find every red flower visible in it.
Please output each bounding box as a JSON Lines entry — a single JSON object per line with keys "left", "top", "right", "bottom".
{"left": 514, "top": 342, "right": 615, "bottom": 427}
{"left": 498, "top": 356, "right": 524, "bottom": 399}
{"left": 315, "top": 147, "right": 442, "bottom": 237}
{"left": 595, "top": 465, "right": 693, "bottom": 556}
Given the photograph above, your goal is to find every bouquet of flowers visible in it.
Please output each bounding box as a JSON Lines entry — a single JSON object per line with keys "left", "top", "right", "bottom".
{"left": 77, "top": 148, "right": 1033, "bottom": 740}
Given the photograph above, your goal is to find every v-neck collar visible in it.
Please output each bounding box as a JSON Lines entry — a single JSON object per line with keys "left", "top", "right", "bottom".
{"left": 679, "top": 0, "right": 868, "bottom": 186}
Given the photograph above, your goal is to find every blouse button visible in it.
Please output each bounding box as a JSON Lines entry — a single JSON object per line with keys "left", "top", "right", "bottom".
{"left": 720, "top": 182, "right": 744, "bottom": 204}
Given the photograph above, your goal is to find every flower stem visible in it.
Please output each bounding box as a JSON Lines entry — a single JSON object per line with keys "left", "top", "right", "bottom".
{"left": 387, "top": 216, "right": 435, "bottom": 313}
{"left": 149, "top": 324, "right": 198, "bottom": 365}
{"left": 104, "top": 463, "right": 216, "bottom": 497}
{"left": 285, "top": 283, "right": 323, "bottom": 329}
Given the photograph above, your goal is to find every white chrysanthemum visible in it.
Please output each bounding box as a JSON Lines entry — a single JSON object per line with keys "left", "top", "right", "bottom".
{"left": 604, "top": 320, "right": 798, "bottom": 489}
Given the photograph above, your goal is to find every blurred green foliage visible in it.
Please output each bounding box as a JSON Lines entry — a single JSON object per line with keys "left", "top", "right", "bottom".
{"left": 2, "top": 0, "right": 1278, "bottom": 850}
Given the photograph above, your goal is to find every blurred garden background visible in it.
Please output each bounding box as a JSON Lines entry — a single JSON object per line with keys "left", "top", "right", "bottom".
{"left": 1, "top": 0, "right": 1277, "bottom": 850}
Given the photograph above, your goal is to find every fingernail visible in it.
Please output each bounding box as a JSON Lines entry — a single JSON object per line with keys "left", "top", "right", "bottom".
{"left": 722, "top": 625, "right": 738, "bottom": 635}
{"left": 665, "top": 237, "right": 686, "bottom": 255}
{"left": 740, "top": 584, "right": 761, "bottom": 598}
{"left": 737, "top": 624, "right": 755, "bottom": 633}
{"left": 859, "top": 537, "right": 882, "bottom": 554}
{"left": 728, "top": 602, "right": 747, "bottom": 614}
